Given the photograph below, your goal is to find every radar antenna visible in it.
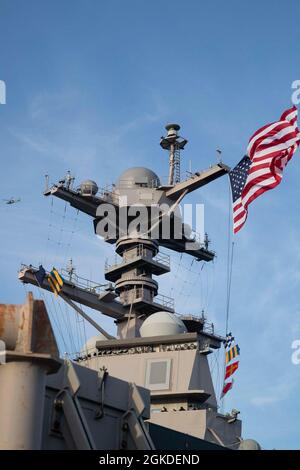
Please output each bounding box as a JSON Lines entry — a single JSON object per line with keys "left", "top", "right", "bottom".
{"left": 160, "top": 124, "right": 188, "bottom": 185}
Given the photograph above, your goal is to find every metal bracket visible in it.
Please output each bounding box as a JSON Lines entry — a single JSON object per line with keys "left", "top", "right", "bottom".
{"left": 94, "top": 367, "right": 108, "bottom": 420}
{"left": 120, "top": 383, "right": 155, "bottom": 450}
{"left": 50, "top": 361, "right": 96, "bottom": 449}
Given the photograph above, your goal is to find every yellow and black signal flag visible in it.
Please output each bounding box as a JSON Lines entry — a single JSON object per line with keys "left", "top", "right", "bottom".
{"left": 48, "top": 268, "right": 64, "bottom": 297}
{"left": 226, "top": 344, "right": 240, "bottom": 364}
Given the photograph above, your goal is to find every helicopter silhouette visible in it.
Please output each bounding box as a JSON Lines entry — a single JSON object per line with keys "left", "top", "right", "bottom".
{"left": 3, "top": 197, "right": 21, "bottom": 205}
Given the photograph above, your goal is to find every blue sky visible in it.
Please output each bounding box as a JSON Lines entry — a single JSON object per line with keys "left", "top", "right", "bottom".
{"left": 1, "top": 0, "right": 300, "bottom": 449}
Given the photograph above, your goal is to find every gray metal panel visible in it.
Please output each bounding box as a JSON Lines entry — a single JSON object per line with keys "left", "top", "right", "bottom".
{"left": 95, "top": 332, "right": 198, "bottom": 350}
{"left": 149, "top": 423, "right": 226, "bottom": 450}
{"left": 165, "top": 163, "right": 230, "bottom": 199}
{"left": 46, "top": 362, "right": 151, "bottom": 419}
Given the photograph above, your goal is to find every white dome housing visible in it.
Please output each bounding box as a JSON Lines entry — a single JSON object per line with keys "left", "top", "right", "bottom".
{"left": 140, "top": 311, "right": 187, "bottom": 338}
{"left": 239, "top": 439, "right": 261, "bottom": 450}
{"left": 116, "top": 167, "right": 160, "bottom": 189}
{"left": 81, "top": 333, "right": 107, "bottom": 355}
{"left": 80, "top": 179, "right": 98, "bottom": 196}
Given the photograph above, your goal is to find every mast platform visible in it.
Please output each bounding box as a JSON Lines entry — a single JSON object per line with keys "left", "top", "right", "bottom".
{"left": 18, "top": 265, "right": 124, "bottom": 320}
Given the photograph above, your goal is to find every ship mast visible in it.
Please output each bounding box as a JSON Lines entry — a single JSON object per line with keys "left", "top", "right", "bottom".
{"left": 19, "top": 124, "right": 230, "bottom": 339}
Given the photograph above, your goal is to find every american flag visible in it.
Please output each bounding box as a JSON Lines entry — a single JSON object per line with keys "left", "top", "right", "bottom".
{"left": 230, "top": 106, "right": 300, "bottom": 233}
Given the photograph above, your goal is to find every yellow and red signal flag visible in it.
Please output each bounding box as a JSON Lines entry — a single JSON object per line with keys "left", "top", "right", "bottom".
{"left": 224, "top": 360, "right": 239, "bottom": 380}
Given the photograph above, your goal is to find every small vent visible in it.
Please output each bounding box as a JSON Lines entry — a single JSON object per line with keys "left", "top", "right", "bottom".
{"left": 145, "top": 359, "right": 171, "bottom": 391}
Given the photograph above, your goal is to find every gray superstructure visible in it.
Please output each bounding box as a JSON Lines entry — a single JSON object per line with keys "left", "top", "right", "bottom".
{"left": 0, "top": 123, "right": 259, "bottom": 450}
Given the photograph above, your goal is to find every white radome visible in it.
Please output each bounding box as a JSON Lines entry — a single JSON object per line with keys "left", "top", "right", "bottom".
{"left": 80, "top": 179, "right": 99, "bottom": 196}
{"left": 140, "top": 311, "right": 187, "bottom": 338}
{"left": 116, "top": 167, "right": 160, "bottom": 189}
{"left": 81, "top": 333, "right": 107, "bottom": 355}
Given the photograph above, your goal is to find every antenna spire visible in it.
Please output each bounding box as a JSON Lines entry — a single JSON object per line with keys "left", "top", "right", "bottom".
{"left": 66, "top": 258, "right": 76, "bottom": 281}
{"left": 160, "top": 124, "right": 188, "bottom": 185}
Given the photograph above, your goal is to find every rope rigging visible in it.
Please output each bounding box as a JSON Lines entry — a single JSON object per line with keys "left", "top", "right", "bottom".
{"left": 224, "top": 175, "right": 235, "bottom": 340}
{"left": 219, "top": 176, "right": 236, "bottom": 409}
{"left": 168, "top": 250, "right": 215, "bottom": 316}
{"left": 34, "top": 188, "right": 93, "bottom": 357}
{"left": 225, "top": 177, "right": 235, "bottom": 337}
{"left": 169, "top": 253, "right": 183, "bottom": 298}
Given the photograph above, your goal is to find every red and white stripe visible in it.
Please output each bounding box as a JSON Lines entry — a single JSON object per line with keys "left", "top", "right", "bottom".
{"left": 233, "top": 106, "right": 300, "bottom": 233}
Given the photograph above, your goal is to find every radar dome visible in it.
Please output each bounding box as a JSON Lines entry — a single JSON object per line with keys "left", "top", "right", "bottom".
{"left": 116, "top": 167, "right": 160, "bottom": 189}
{"left": 239, "top": 439, "right": 261, "bottom": 450}
{"left": 140, "top": 311, "right": 187, "bottom": 338}
{"left": 81, "top": 334, "right": 107, "bottom": 355}
{"left": 80, "top": 179, "right": 98, "bottom": 196}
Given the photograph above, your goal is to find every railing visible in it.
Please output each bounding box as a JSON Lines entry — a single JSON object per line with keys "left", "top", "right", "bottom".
{"left": 104, "top": 255, "right": 120, "bottom": 272}
{"left": 60, "top": 269, "right": 109, "bottom": 295}
{"left": 155, "top": 293, "right": 175, "bottom": 310}
{"left": 122, "top": 287, "right": 174, "bottom": 310}
{"left": 105, "top": 246, "right": 170, "bottom": 272}
{"left": 21, "top": 264, "right": 112, "bottom": 296}
{"left": 154, "top": 251, "right": 170, "bottom": 268}
{"left": 183, "top": 229, "right": 215, "bottom": 255}
{"left": 97, "top": 185, "right": 119, "bottom": 204}
{"left": 72, "top": 183, "right": 119, "bottom": 204}
{"left": 175, "top": 312, "right": 224, "bottom": 338}
{"left": 175, "top": 313, "right": 205, "bottom": 324}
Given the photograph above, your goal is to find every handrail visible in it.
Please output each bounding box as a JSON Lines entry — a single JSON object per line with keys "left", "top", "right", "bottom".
{"left": 60, "top": 269, "right": 109, "bottom": 295}
{"left": 122, "top": 286, "right": 174, "bottom": 310}
{"left": 175, "top": 312, "right": 219, "bottom": 336}
{"left": 19, "top": 264, "right": 109, "bottom": 296}
{"left": 105, "top": 247, "right": 170, "bottom": 271}
{"left": 155, "top": 293, "right": 175, "bottom": 309}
